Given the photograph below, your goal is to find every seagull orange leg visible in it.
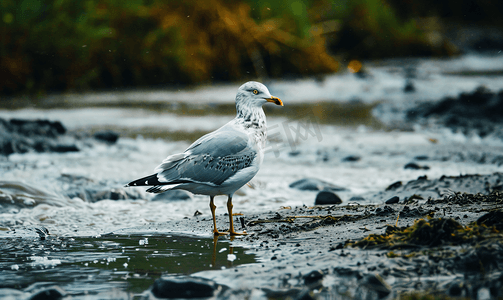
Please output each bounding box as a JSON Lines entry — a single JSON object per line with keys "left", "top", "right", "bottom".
{"left": 227, "top": 196, "right": 247, "bottom": 236}
{"left": 210, "top": 196, "right": 229, "bottom": 236}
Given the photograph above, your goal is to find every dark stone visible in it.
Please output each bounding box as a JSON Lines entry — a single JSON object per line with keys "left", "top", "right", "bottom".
{"left": 315, "top": 191, "right": 342, "bottom": 205}
{"left": 404, "top": 80, "right": 415, "bottom": 93}
{"left": 51, "top": 144, "right": 79, "bottom": 153}
{"left": 94, "top": 130, "right": 120, "bottom": 144}
{"left": 374, "top": 206, "right": 394, "bottom": 216}
{"left": 29, "top": 286, "right": 66, "bottom": 300}
{"left": 385, "top": 181, "right": 402, "bottom": 191}
{"left": 404, "top": 162, "right": 430, "bottom": 170}
{"left": 404, "top": 162, "right": 421, "bottom": 170}
{"left": 349, "top": 196, "right": 365, "bottom": 201}
{"left": 151, "top": 276, "right": 220, "bottom": 299}
{"left": 288, "top": 150, "right": 301, "bottom": 157}
{"left": 10, "top": 119, "right": 66, "bottom": 137}
{"left": 414, "top": 155, "right": 429, "bottom": 161}
{"left": 385, "top": 196, "right": 399, "bottom": 204}
{"left": 448, "top": 281, "right": 464, "bottom": 297}
{"left": 289, "top": 178, "right": 346, "bottom": 192}
{"left": 342, "top": 155, "right": 361, "bottom": 162}
{"left": 151, "top": 190, "right": 193, "bottom": 201}
{"left": 304, "top": 270, "right": 324, "bottom": 286}
{"left": 399, "top": 206, "right": 424, "bottom": 218}
{"left": 0, "top": 117, "right": 79, "bottom": 156}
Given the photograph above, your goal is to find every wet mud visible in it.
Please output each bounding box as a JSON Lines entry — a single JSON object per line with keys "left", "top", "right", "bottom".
{"left": 2, "top": 79, "right": 503, "bottom": 298}
{"left": 408, "top": 86, "right": 503, "bottom": 139}
{"left": 189, "top": 174, "right": 503, "bottom": 299}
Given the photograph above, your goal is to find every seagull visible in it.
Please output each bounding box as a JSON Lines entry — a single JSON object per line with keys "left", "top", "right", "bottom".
{"left": 126, "top": 81, "right": 283, "bottom": 236}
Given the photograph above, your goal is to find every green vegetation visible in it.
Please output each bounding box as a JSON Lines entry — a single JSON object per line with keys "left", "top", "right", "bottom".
{"left": 1, "top": 0, "right": 501, "bottom": 95}
{"left": 0, "top": 0, "right": 338, "bottom": 95}
{"left": 346, "top": 217, "right": 502, "bottom": 250}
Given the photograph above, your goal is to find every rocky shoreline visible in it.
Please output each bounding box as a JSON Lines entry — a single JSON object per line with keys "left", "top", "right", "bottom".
{"left": 123, "top": 172, "right": 502, "bottom": 299}
{"left": 1, "top": 85, "right": 503, "bottom": 299}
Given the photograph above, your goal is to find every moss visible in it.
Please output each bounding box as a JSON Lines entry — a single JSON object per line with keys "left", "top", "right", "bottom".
{"left": 347, "top": 217, "right": 503, "bottom": 250}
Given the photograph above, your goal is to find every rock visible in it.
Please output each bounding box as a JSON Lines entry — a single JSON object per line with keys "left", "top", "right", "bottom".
{"left": 9, "top": 119, "right": 66, "bottom": 137}
{"left": 404, "top": 80, "right": 415, "bottom": 93}
{"left": 399, "top": 206, "right": 423, "bottom": 218}
{"left": 288, "top": 150, "right": 301, "bottom": 157}
{"left": 448, "top": 281, "right": 466, "bottom": 297}
{"left": 315, "top": 191, "right": 342, "bottom": 205}
{"left": 385, "top": 181, "right": 402, "bottom": 191}
{"left": 28, "top": 286, "right": 66, "bottom": 300}
{"left": 304, "top": 270, "right": 324, "bottom": 287}
{"left": 94, "top": 130, "right": 120, "bottom": 144}
{"left": 385, "top": 196, "right": 399, "bottom": 204}
{"left": 0, "top": 117, "right": 79, "bottom": 155}
{"left": 404, "top": 162, "right": 430, "bottom": 170}
{"left": 414, "top": 155, "right": 429, "bottom": 161}
{"left": 374, "top": 206, "right": 394, "bottom": 216}
{"left": 50, "top": 144, "right": 79, "bottom": 153}
{"left": 289, "top": 178, "right": 346, "bottom": 192}
{"left": 151, "top": 276, "right": 220, "bottom": 299}
{"left": 349, "top": 196, "right": 365, "bottom": 201}
{"left": 151, "top": 190, "right": 193, "bottom": 201}
{"left": 342, "top": 155, "right": 361, "bottom": 162}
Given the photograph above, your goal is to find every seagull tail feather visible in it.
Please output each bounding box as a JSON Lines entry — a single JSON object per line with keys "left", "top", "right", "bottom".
{"left": 145, "top": 184, "right": 182, "bottom": 194}
{"left": 125, "top": 174, "right": 161, "bottom": 187}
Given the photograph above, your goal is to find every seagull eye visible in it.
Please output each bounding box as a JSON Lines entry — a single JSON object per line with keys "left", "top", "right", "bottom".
{"left": 253, "top": 89, "right": 259, "bottom": 95}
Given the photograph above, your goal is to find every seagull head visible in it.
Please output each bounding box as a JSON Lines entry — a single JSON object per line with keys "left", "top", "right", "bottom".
{"left": 235, "top": 81, "right": 283, "bottom": 108}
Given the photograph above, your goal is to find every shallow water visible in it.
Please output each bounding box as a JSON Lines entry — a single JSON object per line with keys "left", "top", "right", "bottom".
{"left": 1, "top": 54, "right": 503, "bottom": 296}
{"left": 0, "top": 233, "right": 255, "bottom": 295}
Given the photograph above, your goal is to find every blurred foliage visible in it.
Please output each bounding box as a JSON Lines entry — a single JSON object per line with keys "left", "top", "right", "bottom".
{"left": 1, "top": 0, "right": 501, "bottom": 95}
{"left": 0, "top": 0, "right": 338, "bottom": 95}
{"left": 309, "top": 0, "right": 457, "bottom": 58}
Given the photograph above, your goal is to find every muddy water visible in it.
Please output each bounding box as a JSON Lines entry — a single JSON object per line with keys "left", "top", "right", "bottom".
{"left": 0, "top": 233, "right": 255, "bottom": 295}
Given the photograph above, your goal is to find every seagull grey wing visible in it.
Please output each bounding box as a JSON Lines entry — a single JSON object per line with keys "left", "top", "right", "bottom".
{"left": 184, "top": 124, "right": 249, "bottom": 157}
{"left": 154, "top": 153, "right": 187, "bottom": 173}
{"left": 157, "top": 128, "right": 256, "bottom": 186}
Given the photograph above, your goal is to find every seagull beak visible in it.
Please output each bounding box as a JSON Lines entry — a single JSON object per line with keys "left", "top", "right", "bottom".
{"left": 265, "top": 96, "right": 283, "bottom": 106}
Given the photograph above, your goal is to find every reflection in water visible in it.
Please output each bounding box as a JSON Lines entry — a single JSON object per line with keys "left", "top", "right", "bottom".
{"left": 0, "top": 234, "right": 255, "bottom": 295}
{"left": 211, "top": 235, "right": 239, "bottom": 270}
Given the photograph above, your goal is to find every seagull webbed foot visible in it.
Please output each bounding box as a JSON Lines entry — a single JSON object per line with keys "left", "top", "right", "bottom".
{"left": 229, "top": 230, "right": 247, "bottom": 236}
{"left": 213, "top": 230, "right": 230, "bottom": 237}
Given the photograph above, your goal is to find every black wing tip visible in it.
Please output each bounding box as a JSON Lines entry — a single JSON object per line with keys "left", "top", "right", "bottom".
{"left": 125, "top": 174, "right": 161, "bottom": 187}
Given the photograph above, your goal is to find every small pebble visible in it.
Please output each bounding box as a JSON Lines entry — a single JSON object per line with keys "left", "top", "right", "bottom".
{"left": 385, "top": 196, "right": 400, "bottom": 204}
{"left": 315, "top": 191, "right": 342, "bottom": 205}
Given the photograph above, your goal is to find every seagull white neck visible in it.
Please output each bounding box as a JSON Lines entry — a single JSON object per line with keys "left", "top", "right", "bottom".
{"left": 234, "top": 104, "right": 267, "bottom": 149}
{"left": 235, "top": 105, "right": 267, "bottom": 130}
